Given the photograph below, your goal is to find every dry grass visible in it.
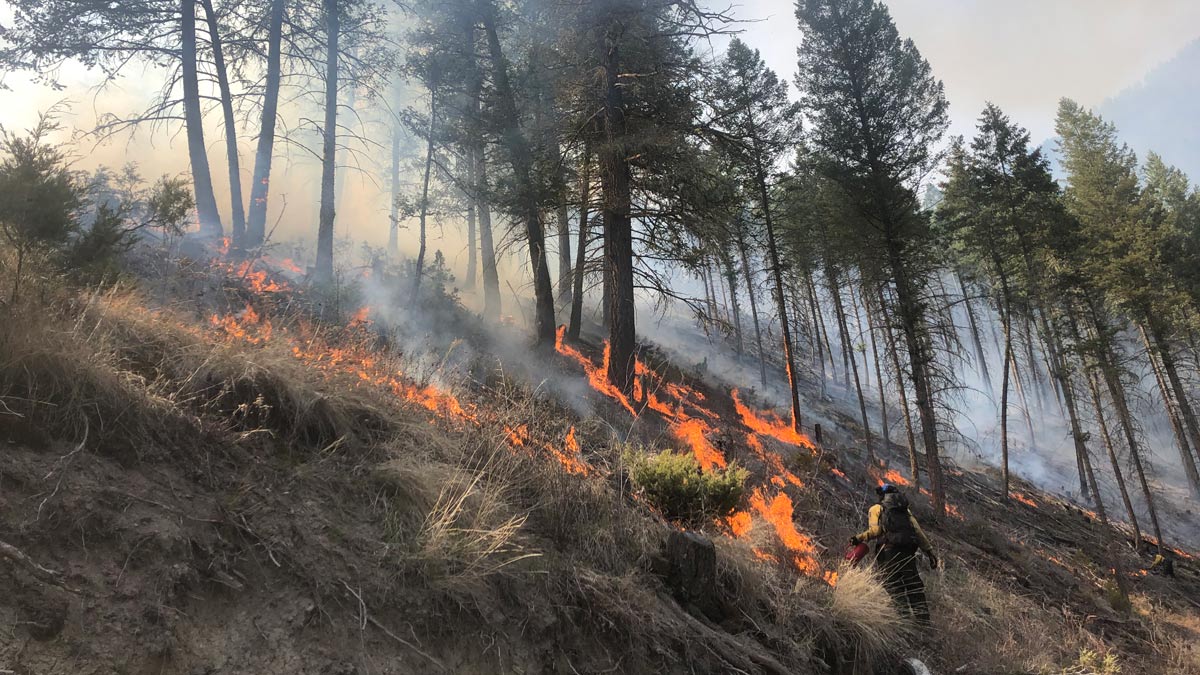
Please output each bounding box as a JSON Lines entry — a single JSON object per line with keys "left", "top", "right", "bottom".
{"left": 827, "top": 564, "right": 913, "bottom": 668}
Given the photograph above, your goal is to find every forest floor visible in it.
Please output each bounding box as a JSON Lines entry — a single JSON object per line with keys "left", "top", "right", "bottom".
{"left": 1, "top": 250, "right": 1199, "bottom": 674}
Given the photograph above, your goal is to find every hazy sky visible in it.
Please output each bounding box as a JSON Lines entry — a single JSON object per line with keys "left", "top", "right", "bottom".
{"left": 722, "top": 0, "right": 1200, "bottom": 143}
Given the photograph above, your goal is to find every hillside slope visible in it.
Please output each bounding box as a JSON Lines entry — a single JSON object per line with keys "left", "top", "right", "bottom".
{"left": 1, "top": 260, "right": 1198, "bottom": 674}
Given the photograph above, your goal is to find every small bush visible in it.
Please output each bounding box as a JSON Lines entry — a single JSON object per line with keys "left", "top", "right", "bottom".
{"left": 1104, "top": 580, "right": 1132, "bottom": 614}
{"left": 625, "top": 449, "right": 747, "bottom": 523}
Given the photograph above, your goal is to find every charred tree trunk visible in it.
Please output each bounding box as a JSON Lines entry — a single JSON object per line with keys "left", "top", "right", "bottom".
{"left": 736, "top": 223, "right": 768, "bottom": 388}
{"left": 313, "top": 0, "right": 339, "bottom": 282}
{"left": 411, "top": 86, "right": 436, "bottom": 298}
{"left": 481, "top": 11, "right": 555, "bottom": 343}
{"left": 201, "top": 0, "right": 246, "bottom": 249}
{"left": 181, "top": 0, "right": 223, "bottom": 238}
{"left": 245, "top": 0, "right": 284, "bottom": 248}
{"left": 568, "top": 144, "right": 591, "bottom": 340}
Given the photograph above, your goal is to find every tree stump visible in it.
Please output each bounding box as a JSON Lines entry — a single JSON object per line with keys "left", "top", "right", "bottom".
{"left": 663, "top": 530, "right": 722, "bottom": 621}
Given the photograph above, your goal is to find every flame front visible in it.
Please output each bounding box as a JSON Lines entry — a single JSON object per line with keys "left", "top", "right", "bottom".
{"left": 554, "top": 326, "right": 727, "bottom": 471}
{"left": 732, "top": 389, "right": 814, "bottom": 449}
{"left": 1011, "top": 492, "right": 1039, "bottom": 508}
{"left": 749, "top": 488, "right": 820, "bottom": 576}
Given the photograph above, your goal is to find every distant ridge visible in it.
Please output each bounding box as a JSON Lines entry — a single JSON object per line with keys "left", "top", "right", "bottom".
{"left": 1044, "top": 37, "right": 1200, "bottom": 182}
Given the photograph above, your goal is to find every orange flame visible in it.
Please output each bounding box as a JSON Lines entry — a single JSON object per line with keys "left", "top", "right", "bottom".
{"left": 210, "top": 304, "right": 273, "bottom": 344}
{"left": 725, "top": 511, "right": 753, "bottom": 538}
{"left": 554, "top": 326, "right": 636, "bottom": 415}
{"left": 875, "top": 468, "right": 911, "bottom": 487}
{"left": 731, "top": 389, "right": 814, "bottom": 449}
{"left": 749, "top": 488, "right": 820, "bottom": 576}
{"left": 1011, "top": 492, "right": 1039, "bottom": 508}
{"left": 823, "top": 570, "right": 839, "bottom": 587}
{"left": 752, "top": 548, "right": 779, "bottom": 564}
{"left": 545, "top": 426, "right": 590, "bottom": 475}
{"left": 349, "top": 306, "right": 372, "bottom": 326}
{"left": 831, "top": 467, "right": 847, "bottom": 480}
{"left": 673, "top": 417, "right": 726, "bottom": 471}
{"left": 554, "top": 326, "right": 727, "bottom": 471}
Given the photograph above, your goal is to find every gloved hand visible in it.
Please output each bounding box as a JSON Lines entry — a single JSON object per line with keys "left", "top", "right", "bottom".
{"left": 849, "top": 535, "right": 861, "bottom": 546}
{"left": 926, "top": 552, "right": 939, "bottom": 569}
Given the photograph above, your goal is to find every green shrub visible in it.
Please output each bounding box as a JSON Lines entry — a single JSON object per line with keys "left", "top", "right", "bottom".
{"left": 624, "top": 449, "right": 748, "bottom": 523}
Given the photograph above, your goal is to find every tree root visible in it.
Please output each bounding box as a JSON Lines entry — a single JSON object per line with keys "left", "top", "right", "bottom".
{"left": 0, "top": 539, "right": 81, "bottom": 594}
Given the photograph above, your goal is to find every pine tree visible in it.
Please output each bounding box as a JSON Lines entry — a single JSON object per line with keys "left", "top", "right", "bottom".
{"left": 795, "top": 0, "right": 951, "bottom": 510}
{"left": 709, "top": 38, "right": 803, "bottom": 430}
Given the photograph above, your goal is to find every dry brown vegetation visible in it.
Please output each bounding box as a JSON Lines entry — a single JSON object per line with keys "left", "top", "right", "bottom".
{"left": 1, "top": 260, "right": 1198, "bottom": 674}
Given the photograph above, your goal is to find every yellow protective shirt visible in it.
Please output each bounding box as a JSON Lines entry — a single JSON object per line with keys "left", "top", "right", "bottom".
{"left": 856, "top": 503, "right": 934, "bottom": 554}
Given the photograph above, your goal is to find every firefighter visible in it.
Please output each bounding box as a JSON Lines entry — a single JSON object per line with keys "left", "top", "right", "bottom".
{"left": 850, "top": 483, "right": 938, "bottom": 625}
{"left": 1146, "top": 549, "right": 1176, "bottom": 578}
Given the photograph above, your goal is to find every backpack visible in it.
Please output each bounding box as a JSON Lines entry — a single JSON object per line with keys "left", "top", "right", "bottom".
{"left": 880, "top": 492, "right": 918, "bottom": 549}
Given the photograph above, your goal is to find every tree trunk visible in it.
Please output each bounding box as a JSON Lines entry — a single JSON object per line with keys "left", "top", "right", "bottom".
{"left": 885, "top": 237, "right": 944, "bottom": 514}
{"left": 720, "top": 249, "right": 744, "bottom": 356}
{"left": 568, "top": 144, "right": 591, "bottom": 340}
{"left": 245, "top": 0, "right": 284, "bottom": 248}
{"left": 465, "top": 188, "right": 477, "bottom": 287}
{"left": 1036, "top": 305, "right": 1091, "bottom": 499}
{"left": 805, "top": 271, "right": 828, "bottom": 397}
{"left": 475, "top": 147, "right": 500, "bottom": 320}
{"left": 1085, "top": 357, "right": 1139, "bottom": 542}
{"left": 1151, "top": 325, "right": 1200, "bottom": 491}
{"left": 879, "top": 285, "right": 920, "bottom": 489}
{"left": 200, "top": 0, "right": 246, "bottom": 249}
{"left": 736, "top": 224, "right": 768, "bottom": 387}
{"left": 828, "top": 266, "right": 871, "bottom": 461}
{"left": 1090, "top": 310, "right": 1163, "bottom": 548}
{"left": 701, "top": 263, "right": 718, "bottom": 332}
{"left": 481, "top": 10, "right": 555, "bottom": 344}
{"left": 181, "top": 0, "right": 223, "bottom": 238}
{"left": 462, "top": 23, "right": 499, "bottom": 320}
{"left": 956, "top": 270, "right": 992, "bottom": 390}
{"left": 388, "top": 125, "right": 400, "bottom": 255}
{"left": 1141, "top": 324, "right": 1200, "bottom": 497}
{"left": 848, "top": 282, "right": 870, "bottom": 389}
{"left": 1000, "top": 303, "right": 1013, "bottom": 499}
{"left": 411, "top": 86, "right": 436, "bottom": 298}
{"left": 755, "top": 161, "right": 802, "bottom": 432}
{"left": 863, "top": 287, "right": 890, "bottom": 453}
{"left": 313, "top": 0, "right": 339, "bottom": 282}
{"left": 599, "top": 24, "right": 636, "bottom": 393}
{"left": 557, "top": 203, "right": 572, "bottom": 307}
